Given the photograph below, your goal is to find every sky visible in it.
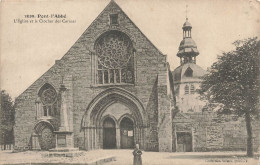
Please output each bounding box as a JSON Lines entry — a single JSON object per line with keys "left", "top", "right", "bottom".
{"left": 1, "top": 0, "right": 260, "bottom": 99}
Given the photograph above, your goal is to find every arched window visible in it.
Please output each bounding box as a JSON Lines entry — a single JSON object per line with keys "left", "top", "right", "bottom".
{"left": 185, "top": 85, "right": 189, "bottom": 94}
{"left": 95, "top": 31, "right": 134, "bottom": 84}
{"left": 37, "top": 84, "right": 58, "bottom": 117}
{"left": 190, "top": 84, "right": 195, "bottom": 94}
{"left": 184, "top": 67, "right": 193, "bottom": 77}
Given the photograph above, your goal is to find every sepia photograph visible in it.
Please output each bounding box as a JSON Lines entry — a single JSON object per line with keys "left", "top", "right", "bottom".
{"left": 0, "top": 0, "right": 259, "bottom": 164}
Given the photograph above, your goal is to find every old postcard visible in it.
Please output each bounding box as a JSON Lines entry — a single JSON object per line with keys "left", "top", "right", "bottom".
{"left": 0, "top": 0, "right": 259, "bottom": 164}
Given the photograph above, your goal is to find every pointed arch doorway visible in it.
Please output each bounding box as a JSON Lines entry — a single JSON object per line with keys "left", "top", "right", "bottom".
{"left": 120, "top": 117, "right": 134, "bottom": 149}
{"left": 103, "top": 117, "right": 116, "bottom": 149}
{"left": 82, "top": 87, "right": 148, "bottom": 150}
{"left": 33, "top": 121, "right": 55, "bottom": 150}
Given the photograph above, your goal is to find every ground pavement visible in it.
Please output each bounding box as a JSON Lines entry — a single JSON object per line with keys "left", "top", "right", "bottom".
{"left": 0, "top": 150, "right": 259, "bottom": 165}
{"left": 106, "top": 150, "right": 259, "bottom": 165}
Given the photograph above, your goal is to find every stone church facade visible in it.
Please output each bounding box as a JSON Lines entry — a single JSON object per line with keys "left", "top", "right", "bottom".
{"left": 14, "top": 1, "right": 259, "bottom": 152}
{"left": 14, "top": 1, "right": 174, "bottom": 152}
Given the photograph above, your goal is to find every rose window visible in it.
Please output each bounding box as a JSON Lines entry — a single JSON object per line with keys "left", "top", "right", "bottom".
{"left": 95, "top": 31, "right": 134, "bottom": 84}
{"left": 41, "top": 88, "right": 57, "bottom": 105}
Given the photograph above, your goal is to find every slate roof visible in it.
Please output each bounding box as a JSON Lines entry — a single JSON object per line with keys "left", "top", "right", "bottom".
{"left": 177, "top": 38, "right": 199, "bottom": 57}
{"left": 172, "top": 63, "right": 207, "bottom": 82}
{"left": 183, "top": 20, "right": 192, "bottom": 29}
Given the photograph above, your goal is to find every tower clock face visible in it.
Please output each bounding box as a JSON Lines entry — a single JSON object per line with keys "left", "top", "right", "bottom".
{"left": 41, "top": 88, "right": 57, "bottom": 105}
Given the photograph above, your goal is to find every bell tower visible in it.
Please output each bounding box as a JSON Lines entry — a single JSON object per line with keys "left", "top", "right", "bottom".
{"left": 177, "top": 16, "right": 199, "bottom": 65}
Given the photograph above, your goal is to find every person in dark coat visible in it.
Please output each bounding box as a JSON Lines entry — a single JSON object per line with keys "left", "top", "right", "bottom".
{"left": 133, "top": 144, "right": 142, "bottom": 165}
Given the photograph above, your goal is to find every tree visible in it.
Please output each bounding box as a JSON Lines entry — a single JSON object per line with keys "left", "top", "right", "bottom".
{"left": 199, "top": 37, "right": 260, "bottom": 157}
{"left": 0, "top": 90, "right": 15, "bottom": 148}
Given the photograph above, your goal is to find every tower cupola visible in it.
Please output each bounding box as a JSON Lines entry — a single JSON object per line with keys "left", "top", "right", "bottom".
{"left": 177, "top": 18, "right": 199, "bottom": 65}
{"left": 182, "top": 18, "right": 192, "bottom": 38}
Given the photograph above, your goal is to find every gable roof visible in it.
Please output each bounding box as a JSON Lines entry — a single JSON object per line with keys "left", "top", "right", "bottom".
{"left": 71, "top": 0, "right": 164, "bottom": 55}
{"left": 16, "top": 0, "right": 166, "bottom": 100}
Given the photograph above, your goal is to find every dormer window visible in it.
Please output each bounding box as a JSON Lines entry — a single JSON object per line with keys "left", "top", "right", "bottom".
{"left": 184, "top": 67, "right": 193, "bottom": 77}
{"left": 110, "top": 14, "right": 118, "bottom": 25}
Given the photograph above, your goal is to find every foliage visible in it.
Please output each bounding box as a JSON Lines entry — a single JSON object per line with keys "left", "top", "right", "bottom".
{"left": 199, "top": 37, "right": 260, "bottom": 157}
{"left": 200, "top": 37, "right": 260, "bottom": 117}
{"left": 0, "top": 90, "right": 15, "bottom": 144}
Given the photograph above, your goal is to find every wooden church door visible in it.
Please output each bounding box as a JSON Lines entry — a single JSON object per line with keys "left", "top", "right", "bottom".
{"left": 176, "top": 132, "right": 192, "bottom": 152}
{"left": 39, "top": 126, "right": 55, "bottom": 150}
{"left": 103, "top": 117, "right": 116, "bottom": 149}
{"left": 120, "top": 117, "right": 134, "bottom": 149}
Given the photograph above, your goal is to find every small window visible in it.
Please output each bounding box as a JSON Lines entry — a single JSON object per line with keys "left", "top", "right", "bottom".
{"left": 185, "top": 85, "right": 189, "bottom": 94}
{"left": 110, "top": 14, "right": 118, "bottom": 25}
{"left": 184, "top": 67, "right": 193, "bottom": 77}
{"left": 43, "top": 108, "right": 48, "bottom": 116}
{"left": 190, "top": 84, "right": 195, "bottom": 94}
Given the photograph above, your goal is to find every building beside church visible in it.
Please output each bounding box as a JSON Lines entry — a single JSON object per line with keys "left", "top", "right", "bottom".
{"left": 171, "top": 18, "right": 259, "bottom": 152}
{"left": 172, "top": 18, "right": 207, "bottom": 113}
{"left": 14, "top": 1, "right": 259, "bottom": 152}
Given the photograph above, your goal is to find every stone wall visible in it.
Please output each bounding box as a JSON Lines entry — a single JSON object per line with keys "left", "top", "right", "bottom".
{"left": 173, "top": 112, "right": 260, "bottom": 152}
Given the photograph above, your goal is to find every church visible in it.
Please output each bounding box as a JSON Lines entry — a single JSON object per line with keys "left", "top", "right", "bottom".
{"left": 14, "top": 0, "right": 259, "bottom": 152}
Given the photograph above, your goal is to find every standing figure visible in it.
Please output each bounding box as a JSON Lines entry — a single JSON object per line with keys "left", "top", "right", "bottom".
{"left": 133, "top": 144, "right": 142, "bottom": 165}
